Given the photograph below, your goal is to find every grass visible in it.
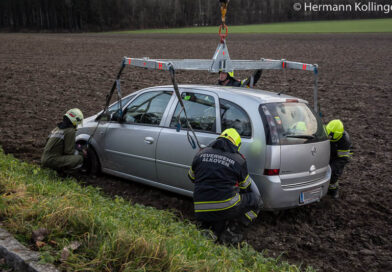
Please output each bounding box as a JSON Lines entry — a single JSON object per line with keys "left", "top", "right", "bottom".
{"left": 111, "top": 18, "right": 392, "bottom": 34}
{"left": 0, "top": 148, "right": 314, "bottom": 272}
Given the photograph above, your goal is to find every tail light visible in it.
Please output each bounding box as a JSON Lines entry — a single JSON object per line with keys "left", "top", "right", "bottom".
{"left": 264, "top": 169, "right": 280, "bottom": 176}
{"left": 261, "top": 105, "right": 280, "bottom": 145}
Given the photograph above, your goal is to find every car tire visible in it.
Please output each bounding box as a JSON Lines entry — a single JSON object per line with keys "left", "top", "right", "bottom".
{"left": 77, "top": 141, "right": 100, "bottom": 175}
{"left": 86, "top": 146, "right": 100, "bottom": 175}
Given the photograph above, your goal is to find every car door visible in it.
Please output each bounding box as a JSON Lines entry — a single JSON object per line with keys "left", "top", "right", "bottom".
{"left": 103, "top": 90, "right": 174, "bottom": 182}
{"left": 85, "top": 94, "right": 136, "bottom": 166}
{"left": 156, "top": 89, "right": 220, "bottom": 192}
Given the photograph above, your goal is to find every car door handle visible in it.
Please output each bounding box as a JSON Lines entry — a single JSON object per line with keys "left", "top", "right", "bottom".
{"left": 144, "top": 137, "right": 154, "bottom": 144}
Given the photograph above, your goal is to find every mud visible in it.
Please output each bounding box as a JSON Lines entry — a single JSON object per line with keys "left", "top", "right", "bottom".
{"left": 0, "top": 33, "right": 391, "bottom": 271}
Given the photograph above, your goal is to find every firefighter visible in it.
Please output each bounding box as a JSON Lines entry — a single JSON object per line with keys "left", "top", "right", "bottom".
{"left": 326, "top": 119, "right": 352, "bottom": 199}
{"left": 188, "top": 128, "right": 263, "bottom": 244}
{"left": 218, "top": 70, "right": 262, "bottom": 88}
{"left": 41, "top": 108, "right": 86, "bottom": 171}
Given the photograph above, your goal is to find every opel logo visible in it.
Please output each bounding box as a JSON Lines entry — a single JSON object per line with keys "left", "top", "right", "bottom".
{"left": 311, "top": 146, "right": 317, "bottom": 156}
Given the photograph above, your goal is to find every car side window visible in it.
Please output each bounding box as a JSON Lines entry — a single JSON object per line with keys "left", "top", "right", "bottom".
{"left": 220, "top": 99, "right": 252, "bottom": 137}
{"left": 99, "top": 94, "right": 135, "bottom": 122}
{"left": 170, "top": 92, "right": 216, "bottom": 133}
{"left": 123, "top": 91, "right": 172, "bottom": 125}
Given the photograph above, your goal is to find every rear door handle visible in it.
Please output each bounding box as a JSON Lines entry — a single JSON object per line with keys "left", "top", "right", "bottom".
{"left": 144, "top": 137, "right": 154, "bottom": 144}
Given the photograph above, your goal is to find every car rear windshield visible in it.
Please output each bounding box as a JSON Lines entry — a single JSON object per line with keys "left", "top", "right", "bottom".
{"left": 259, "top": 102, "right": 327, "bottom": 145}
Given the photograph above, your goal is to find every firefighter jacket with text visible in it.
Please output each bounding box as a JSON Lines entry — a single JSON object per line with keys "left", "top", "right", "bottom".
{"left": 188, "top": 137, "right": 252, "bottom": 222}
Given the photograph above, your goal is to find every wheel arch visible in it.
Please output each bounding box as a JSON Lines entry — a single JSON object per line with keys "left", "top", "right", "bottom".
{"left": 75, "top": 134, "right": 102, "bottom": 172}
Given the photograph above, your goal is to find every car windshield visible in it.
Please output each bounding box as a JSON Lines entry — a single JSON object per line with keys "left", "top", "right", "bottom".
{"left": 261, "top": 102, "right": 327, "bottom": 144}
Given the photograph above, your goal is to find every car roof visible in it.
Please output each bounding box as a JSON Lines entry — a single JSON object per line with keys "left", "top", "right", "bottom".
{"left": 145, "top": 84, "right": 308, "bottom": 104}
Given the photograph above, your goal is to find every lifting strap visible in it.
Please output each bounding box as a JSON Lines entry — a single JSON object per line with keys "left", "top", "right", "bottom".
{"left": 115, "top": 79, "right": 123, "bottom": 116}
{"left": 278, "top": 60, "right": 291, "bottom": 95}
{"left": 313, "top": 66, "right": 319, "bottom": 114}
{"left": 87, "top": 60, "right": 126, "bottom": 147}
{"left": 168, "top": 64, "right": 202, "bottom": 150}
{"left": 103, "top": 60, "right": 126, "bottom": 115}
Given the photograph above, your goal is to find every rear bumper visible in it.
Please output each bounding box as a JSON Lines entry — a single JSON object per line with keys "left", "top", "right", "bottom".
{"left": 254, "top": 166, "right": 331, "bottom": 210}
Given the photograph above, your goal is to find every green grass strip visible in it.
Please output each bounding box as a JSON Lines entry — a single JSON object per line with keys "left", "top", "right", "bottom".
{"left": 110, "top": 18, "right": 392, "bottom": 34}
{"left": 0, "top": 148, "right": 313, "bottom": 271}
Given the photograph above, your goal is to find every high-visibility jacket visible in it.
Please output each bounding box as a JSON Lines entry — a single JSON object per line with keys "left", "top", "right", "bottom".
{"left": 218, "top": 70, "right": 262, "bottom": 88}
{"left": 41, "top": 125, "right": 83, "bottom": 170}
{"left": 188, "top": 138, "right": 254, "bottom": 222}
{"left": 330, "top": 131, "right": 352, "bottom": 185}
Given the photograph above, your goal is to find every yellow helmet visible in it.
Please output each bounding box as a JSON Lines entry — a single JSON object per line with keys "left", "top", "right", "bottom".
{"left": 219, "top": 70, "right": 234, "bottom": 78}
{"left": 326, "top": 119, "right": 344, "bottom": 141}
{"left": 291, "top": 121, "right": 307, "bottom": 132}
{"left": 65, "top": 108, "right": 84, "bottom": 127}
{"left": 219, "top": 128, "right": 241, "bottom": 150}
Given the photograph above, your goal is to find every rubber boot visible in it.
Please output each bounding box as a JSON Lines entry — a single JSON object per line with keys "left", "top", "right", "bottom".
{"left": 219, "top": 221, "right": 244, "bottom": 245}
{"left": 328, "top": 188, "right": 339, "bottom": 199}
{"left": 219, "top": 227, "right": 243, "bottom": 245}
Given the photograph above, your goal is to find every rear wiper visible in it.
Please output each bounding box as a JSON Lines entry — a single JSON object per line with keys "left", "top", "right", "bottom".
{"left": 284, "top": 134, "right": 315, "bottom": 139}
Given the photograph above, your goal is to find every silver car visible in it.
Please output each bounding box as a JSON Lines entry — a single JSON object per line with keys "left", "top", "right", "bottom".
{"left": 76, "top": 85, "right": 331, "bottom": 210}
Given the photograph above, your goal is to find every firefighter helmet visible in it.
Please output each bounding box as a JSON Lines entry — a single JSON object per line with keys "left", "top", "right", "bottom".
{"left": 220, "top": 128, "right": 241, "bottom": 149}
{"left": 291, "top": 121, "right": 307, "bottom": 132}
{"left": 219, "top": 70, "right": 234, "bottom": 78}
{"left": 65, "top": 108, "right": 84, "bottom": 127}
{"left": 326, "top": 119, "right": 344, "bottom": 141}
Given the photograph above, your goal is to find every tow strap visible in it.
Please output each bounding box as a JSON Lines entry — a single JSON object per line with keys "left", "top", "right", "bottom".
{"left": 87, "top": 60, "right": 126, "bottom": 147}
{"left": 168, "top": 64, "right": 201, "bottom": 149}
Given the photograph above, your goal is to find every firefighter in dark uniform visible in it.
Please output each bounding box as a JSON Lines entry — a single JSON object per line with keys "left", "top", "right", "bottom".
{"left": 218, "top": 70, "right": 262, "bottom": 88}
{"left": 326, "top": 119, "right": 352, "bottom": 199}
{"left": 188, "top": 128, "right": 263, "bottom": 244}
{"left": 41, "top": 108, "right": 85, "bottom": 171}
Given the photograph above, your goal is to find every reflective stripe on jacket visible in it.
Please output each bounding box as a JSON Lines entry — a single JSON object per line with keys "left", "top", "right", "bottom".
{"left": 330, "top": 131, "right": 352, "bottom": 162}
{"left": 194, "top": 193, "right": 241, "bottom": 212}
{"left": 330, "top": 131, "right": 352, "bottom": 184}
{"left": 189, "top": 137, "right": 249, "bottom": 222}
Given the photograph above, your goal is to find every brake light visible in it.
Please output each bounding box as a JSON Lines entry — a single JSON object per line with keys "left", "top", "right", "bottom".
{"left": 261, "top": 105, "right": 280, "bottom": 145}
{"left": 286, "top": 99, "right": 298, "bottom": 103}
{"left": 264, "top": 169, "right": 280, "bottom": 176}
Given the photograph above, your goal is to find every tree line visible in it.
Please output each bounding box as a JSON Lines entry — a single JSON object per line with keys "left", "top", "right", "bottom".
{"left": 0, "top": 0, "right": 390, "bottom": 32}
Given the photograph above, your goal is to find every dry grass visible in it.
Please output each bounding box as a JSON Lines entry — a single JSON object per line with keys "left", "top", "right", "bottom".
{"left": 0, "top": 148, "right": 312, "bottom": 272}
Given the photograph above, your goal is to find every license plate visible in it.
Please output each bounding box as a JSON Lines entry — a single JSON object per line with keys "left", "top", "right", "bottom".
{"left": 299, "top": 187, "right": 322, "bottom": 204}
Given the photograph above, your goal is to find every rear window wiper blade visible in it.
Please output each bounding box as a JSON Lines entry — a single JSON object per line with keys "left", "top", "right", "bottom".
{"left": 284, "top": 134, "right": 315, "bottom": 139}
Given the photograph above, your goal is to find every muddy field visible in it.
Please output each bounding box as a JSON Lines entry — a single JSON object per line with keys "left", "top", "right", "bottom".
{"left": 0, "top": 33, "right": 391, "bottom": 271}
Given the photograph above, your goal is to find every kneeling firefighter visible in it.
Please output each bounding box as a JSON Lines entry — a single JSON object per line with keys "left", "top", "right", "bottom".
{"left": 41, "top": 108, "right": 86, "bottom": 171}
{"left": 326, "top": 119, "right": 352, "bottom": 199}
{"left": 188, "top": 128, "right": 263, "bottom": 243}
